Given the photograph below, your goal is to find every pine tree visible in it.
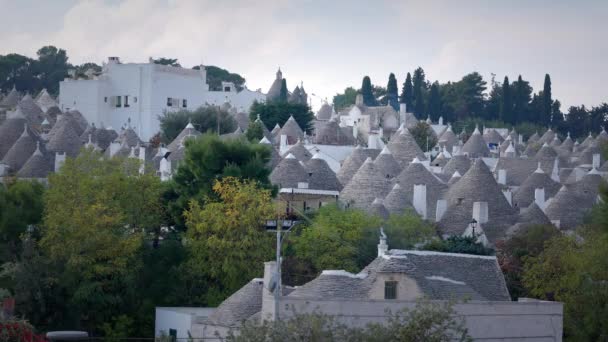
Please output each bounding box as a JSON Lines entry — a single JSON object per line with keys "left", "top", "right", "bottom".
{"left": 513, "top": 75, "right": 525, "bottom": 124}
{"left": 412, "top": 67, "right": 426, "bottom": 118}
{"left": 361, "top": 76, "right": 376, "bottom": 106}
{"left": 400, "top": 73, "right": 414, "bottom": 111}
{"left": 542, "top": 74, "right": 552, "bottom": 126}
{"left": 500, "top": 76, "right": 513, "bottom": 124}
{"left": 279, "top": 79, "right": 288, "bottom": 103}
{"left": 427, "top": 82, "right": 441, "bottom": 121}
{"left": 386, "top": 73, "right": 399, "bottom": 110}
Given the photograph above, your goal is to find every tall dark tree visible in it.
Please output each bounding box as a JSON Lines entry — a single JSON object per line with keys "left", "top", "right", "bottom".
{"left": 427, "top": 82, "right": 441, "bottom": 121}
{"left": 565, "top": 105, "right": 589, "bottom": 138}
{"left": 551, "top": 100, "right": 565, "bottom": 132}
{"left": 34, "top": 46, "right": 70, "bottom": 95}
{"left": 279, "top": 79, "right": 288, "bottom": 103}
{"left": 412, "top": 67, "right": 426, "bottom": 118}
{"left": 386, "top": 73, "right": 399, "bottom": 110}
{"left": 513, "top": 75, "right": 532, "bottom": 124}
{"left": 400, "top": 72, "right": 413, "bottom": 111}
{"left": 360, "top": 76, "right": 376, "bottom": 106}
{"left": 542, "top": 74, "right": 552, "bottom": 126}
{"left": 500, "top": 76, "right": 513, "bottom": 124}
{"left": 485, "top": 74, "right": 502, "bottom": 121}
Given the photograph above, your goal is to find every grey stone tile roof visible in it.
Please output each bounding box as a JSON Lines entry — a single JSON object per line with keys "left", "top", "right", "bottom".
{"left": 313, "top": 118, "right": 354, "bottom": 145}
{"left": 18, "top": 95, "right": 45, "bottom": 127}
{"left": 80, "top": 126, "right": 118, "bottom": 151}
{"left": 442, "top": 154, "right": 471, "bottom": 177}
{"left": 1, "top": 123, "right": 38, "bottom": 172}
{"left": 545, "top": 172, "right": 603, "bottom": 229}
{"left": 119, "top": 127, "right": 143, "bottom": 147}
{"left": 370, "top": 198, "right": 390, "bottom": 220}
{"left": 0, "top": 110, "right": 28, "bottom": 159}
{"left": 537, "top": 128, "right": 556, "bottom": 145}
{"left": 438, "top": 125, "right": 458, "bottom": 152}
{"left": 523, "top": 142, "right": 541, "bottom": 157}
{"left": 439, "top": 159, "right": 517, "bottom": 238}
{"left": 447, "top": 171, "right": 462, "bottom": 186}
{"left": 549, "top": 136, "right": 562, "bottom": 148}
{"left": 64, "top": 110, "right": 88, "bottom": 135}
{"left": 578, "top": 142, "right": 602, "bottom": 165}
{"left": 518, "top": 202, "right": 552, "bottom": 226}
{"left": 260, "top": 140, "right": 281, "bottom": 170}
{"left": 494, "top": 157, "right": 546, "bottom": 187}
{"left": 597, "top": 129, "right": 608, "bottom": 144}
{"left": 220, "top": 127, "right": 245, "bottom": 140}
{"left": 513, "top": 165, "right": 561, "bottom": 208}
{"left": 560, "top": 134, "right": 574, "bottom": 152}
{"left": 253, "top": 116, "right": 272, "bottom": 141}
{"left": 284, "top": 140, "right": 312, "bottom": 162}
{"left": 288, "top": 250, "right": 510, "bottom": 301}
{"left": 534, "top": 143, "right": 558, "bottom": 160}
{"left": 483, "top": 129, "right": 504, "bottom": 145}
{"left": 336, "top": 145, "right": 368, "bottom": 185}
{"left": 431, "top": 151, "right": 449, "bottom": 168}
{"left": 279, "top": 116, "right": 304, "bottom": 144}
{"left": 340, "top": 157, "right": 392, "bottom": 211}
{"left": 394, "top": 158, "right": 447, "bottom": 220}
{"left": 527, "top": 132, "right": 540, "bottom": 144}
{"left": 167, "top": 123, "right": 201, "bottom": 152}
{"left": 579, "top": 133, "right": 595, "bottom": 149}
{"left": 383, "top": 183, "right": 415, "bottom": 215}
{"left": 305, "top": 154, "right": 342, "bottom": 191}
{"left": 270, "top": 153, "right": 309, "bottom": 188}
{"left": 46, "top": 115, "right": 84, "bottom": 157}
{"left": 461, "top": 128, "right": 490, "bottom": 157}
{"left": 386, "top": 128, "right": 426, "bottom": 167}
{"left": 373, "top": 146, "right": 402, "bottom": 179}
{"left": 234, "top": 112, "right": 250, "bottom": 131}
{"left": 44, "top": 106, "right": 62, "bottom": 126}
{"left": 0, "top": 87, "right": 20, "bottom": 108}
{"left": 35, "top": 89, "right": 58, "bottom": 112}
{"left": 316, "top": 103, "right": 333, "bottom": 121}
{"left": 207, "top": 279, "right": 264, "bottom": 327}
{"left": 17, "top": 142, "right": 54, "bottom": 179}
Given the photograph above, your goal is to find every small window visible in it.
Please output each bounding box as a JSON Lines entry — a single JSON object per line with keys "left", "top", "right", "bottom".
{"left": 124, "top": 95, "right": 130, "bottom": 107}
{"left": 457, "top": 198, "right": 464, "bottom": 205}
{"left": 167, "top": 98, "right": 173, "bottom": 107}
{"left": 384, "top": 281, "right": 397, "bottom": 299}
{"left": 115, "top": 96, "right": 122, "bottom": 108}
{"left": 303, "top": 201, "right": 307, "bottom": 212}
{"left": 182, "top": 99, "right": 187, "bottom": 108}
{"left": 224, "top": 86, "right": 231, "bottom": 92}
{"left": 134, "top": 96, "right": 138, "bottom": 103}
{"left": 104, "top": 97, "right": 108, "bottom": 103}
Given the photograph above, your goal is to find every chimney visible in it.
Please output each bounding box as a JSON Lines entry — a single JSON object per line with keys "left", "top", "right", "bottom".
{"left": 279, "top": 134, "right": 288, "bottom": 151}
{"left": 413, "top": 184, "right": 427, "bottom": 219}
{"left": 355, "top": 94, "right": 363, "bottom": 106}
{"left": 518, "top": 134, "right": 523, "bottom": 145}
{"left": 159, "top": 158, "right": 171, "bottom": 181}
{"left": 438, "top": 116, "right": 444, "bottom": 126}
{"left": 107, "top": 56, "right": 121, "bottom": 64}
{"left": 535, "top": 188, "right": 546, "bottom": 209}
{"left": 472, "top": 201, "right": 488, "bottom": 224}
{"left": 497, "top": 169, "right": 507, "bottom": 185}
{"left": 368, "top": 133, "right": 378, "bottom": 149}
{"left": 139, "top": 146, "right": 146, "bottom": 174}
{"left": 435, "top": 199, "right": 447, "bottom": 222}
{"left": 109, "top": 141, "right": 120, "bottom": 157}
{"left": 54, "top": 152, "right": 66, "bottom": 172}
{"left": 399, "top": 103, "right": 406, "bottom": 126}
{"left": 592, "top": 153, "right": 600, "bottom": 168}
{"left": 352, "top": 122, "right": 358, "bottom": 139}
{"left": 502, "top": 189, "right": 512, "bottom": 206}
{"left": 551, "top": 158, "right": 560, "bottom": 182}
{"left": 261, "top": 261, "right": 278, "bottom": 322}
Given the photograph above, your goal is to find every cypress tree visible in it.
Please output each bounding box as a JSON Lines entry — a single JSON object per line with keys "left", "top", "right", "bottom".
{"left": 361, "top": 76, "right": 376, "bottom": 106}
{"left": 427, "top": 81, "right": 441, "bottom": 121}
{"left": 513, "top": 75, "right": 525, "bottom": 124}
{"left": 542, "top": 74, "right": 552, "bottom": 125}
{"left": 400, "top": 72, "right": 413, "bottom": 111}
{"left": 279, "top": 79, "right": 288, "bottom": 103}
{"left": 386, "top": 73, "right": 399, "bottom": 110}
{"left": 500, "top": 76, "right": 513, "bottom": 124}
{"left": 412, "top": 67, "right": 426, "bottom": 118}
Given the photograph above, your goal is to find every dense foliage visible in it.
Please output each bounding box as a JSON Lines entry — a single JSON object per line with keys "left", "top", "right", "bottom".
{"left": 158, "top": 106, "right": 236, "bottom": 143}
{"left": 409, "top": 122, "right": 438, "bottom": 152}
{"left": 249, "top": 101, "right": 314, "bottom": 133}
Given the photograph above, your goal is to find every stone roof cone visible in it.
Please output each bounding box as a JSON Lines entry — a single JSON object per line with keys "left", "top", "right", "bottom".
{"left": 373, "top": 146, "right": 402, "bottom": 179}
{"left": 386, "top": 127, "right": 426, "bottom": 167}
{"left": 336, "top": 145, "right": 368, "bottom": 185}
{"left": 269, "top": 153, "right": 309, "bottom": 188}
{"left": 461, "top": 125, "right": 490, "bottom": 157}
{"left": 340, "top": 157, "right": 391, "bottom": 211}
{"left": 306, "top": 153, "right": 342, "bottom": 191}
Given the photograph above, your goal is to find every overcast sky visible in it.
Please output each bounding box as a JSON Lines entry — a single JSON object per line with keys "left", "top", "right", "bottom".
{"left": 1, "top": 0, "right": 606, "bottom": 111}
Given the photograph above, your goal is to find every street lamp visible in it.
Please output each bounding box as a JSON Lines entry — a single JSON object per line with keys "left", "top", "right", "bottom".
{"left": 470, "top": 218, "right": 478, "bottom": 237}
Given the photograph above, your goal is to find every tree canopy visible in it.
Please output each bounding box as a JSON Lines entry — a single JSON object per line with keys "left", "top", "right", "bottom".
{"left": 361, "top": 76, "right": 377, "bottom": 106}
{"left": 249, "top": 101, "right": 314, "bottom": 133}
{"left": 158, "top": 106, "right": 237, "bottom": 143}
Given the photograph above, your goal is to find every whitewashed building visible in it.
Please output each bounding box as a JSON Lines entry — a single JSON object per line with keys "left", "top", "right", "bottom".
{"left": 59, "top": 57, "right": 265, "bottom": 141}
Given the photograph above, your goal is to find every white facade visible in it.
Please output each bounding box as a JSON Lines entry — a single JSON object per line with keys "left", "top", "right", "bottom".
{"left": 59, "top": 57, "right": 265, "bottom": 141}
{"left": 155, "top": 307, "right": 215, "bottom": 340}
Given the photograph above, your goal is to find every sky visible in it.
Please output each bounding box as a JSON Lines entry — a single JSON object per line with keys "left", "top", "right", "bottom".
{"left": 1, "top": 0, "right": 606, "bottom": 112}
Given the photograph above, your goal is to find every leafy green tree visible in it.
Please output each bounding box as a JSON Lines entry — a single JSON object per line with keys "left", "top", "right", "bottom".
{"left": 184, "top": 177, "right": 275, "bottom": 305}
{"left": 333, "top": 87, "right": 358, "bottom": 112}
{"left": 384, "top": 210, "right": 436, "bottom": 249}
{"left": 0, "top": 53, "right": 37, "bottom": 94}
{"left": 427, "top": 81, "right": 441, "bottom": 121}
{"left": 0, "top": 180, "right": 44, "bottom": 262}
{"left": 230, "top": 300, "right": 471, "bottom": 342}
{"left": 412, "top": 67, "right": 426, "bottom": 117}
{"left": 542, "top": 74, "right": 552, "bottom": 126}
{"left": 564, "top": 105, "right": 589, "bottom": 138}
{"left": 279, "top": 79, "right": 288, "bottom": 103}
{"left": 152, "top": 57, "right": 180, "bottom": 67}
{"left": 485, "top": 75, "right": 502, "bottom": 121}
{"left": 500, "top": 76, "right": 513, "bottom": 124}
{"left": 40, "top": 149, "right": 164, "bottom": 331}
{"left": 249, "top": 101, "right": 314, "bottom": 133}
{"left": 361, "top": 76, "right": 377, "bottom": 106}
{"left": 33, "top": 46, "right": 70, "bottom": 95}
{"left": 423, "top": 235, "right": 493, "bottom": 256}
{"left": 167, "top": 133, "right": 273, "bottom": 230}
{"left": 409, "top": 122, "right": 437, "bottom": 151}
{"left": 158, "top": 106, "right": 236, "bottom": 143}
{"left": 293, "top": 205, "right": 381, "bottom": 273}
{"left": 195, "top": 65, "right": 245, "bottom": 91}
{"left": 245, "top": 120, "right": 265, "bottom": 142}
{"left": 386, "top": 73, "right": 399, "bottom": 110}
{"left": 400, "top": 72, "right": 414, "bottom": 111}
{"left": 513, "top": 75, "right": 532, "bottom": 124}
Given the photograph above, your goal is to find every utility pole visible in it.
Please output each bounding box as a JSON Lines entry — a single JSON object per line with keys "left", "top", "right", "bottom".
{"left": 217, "top": 106, "right": 220, "bottom": 135}
{"left": 274, "top": 215, "right": 281, "bottom": 321}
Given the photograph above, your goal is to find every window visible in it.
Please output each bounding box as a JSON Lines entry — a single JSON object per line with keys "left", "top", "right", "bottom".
{"left": 104, "top": 97, "right": 108, "bottom": 103}
{"left": 224, "top": 86, "right": 231, "bottom": 92}
{"left": 182, "top": 99, "right": 187, "bottom": 108}
{"left": 124, "top": 95, "right": 130, "bottom": 107}
{"left": 384, "top": 281, "right": 397, "bottom": 299}
{"left": 134, "top": 96, "right": 138, "bottom": 103}
{"left": 167, "top": 98, "right": 173, "bottom": 107}
{"left": 115, "top": 96, "right": 122, "bottom": 108}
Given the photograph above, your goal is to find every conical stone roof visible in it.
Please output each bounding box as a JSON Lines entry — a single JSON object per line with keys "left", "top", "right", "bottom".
{"left": 383, "top": 183, "right": 415, "bottom": 215}
{"left": 119, "top": 127, "right": 142, "bottom": 147}
{"left": 578, "top": 142, "right": 602, "bottom": 165}
{"left": 0, "top": 107, "right": 28, "bottom": 158}
{"left": 370, "top": 198, "right": 390, "bottom": 220}
{"left": 168, "top": 122, "right": 201, "bottom": 152}
{"left": 440, "top": 159, "right": 516, "bottom": 236}
{"left": 340, "top": 157, "right": 392, "bottom": 211}
{"left": 269, "top": 153, "right": 309, "bottom": 188}
{"left": 306, "top": 154, "right": 342, "bottom": 191}
{"left": 597, "top": 128, "right": 608, "bottom": 144}
{"left": 279, "top": 116, "right": 305, "bottom": 144}
{"left": 579, "top": 133, "right": 594, "bottom": 149}
{"left": 316, "top": 103, "right": 333, "bottom": 121}
{"left": 431, "top": 151, "right": 449, "bottom": 168}
{"left": 0, "top": 86, "right": 20, "bottom": 108}
{"left": 373, "top": 146, "right": 402, "bottom": 179}
{"left": 527, "top": 132, "right": 540, "bottom": 144}
{"left": 314, "top": 118, "right": 352, "bottom": 145}
{"left": 266, "top": 69, "right": 283, "bottom": 101}
{"left": 1, "top": 123, "right": 38, "bottom": 172}
{"left": 35, "top": 89, "right": 58, "bottom": 112}
{"left": 442, "top": 153, "right": 471, "bottom": 176}
{"left": 44, "top": 106, "right": 62, "bottom": 126}
{"left": 386, "top": 128, "right": 426, "bottom": 167}
{"left": 461, "top": 127, "right": 490, "bottom": 157}
{"left": 506, "top": 203, "right": 552, "bottom": 237}
{"left": 483, "top": 129, "right": 504, "bottom": 145}
{"left": 537, "top": 129, "right": 556, "bottom": 145}
{"left": 394, "top": 158, "right": 447, "bottom": 220}
{"left": 438, "top": 125, "right": 458, "bottom": 152}
{"left": 284, "top": 140, "right": 312, "bottom": 162}
{"left": 17, "top": 142, "right": 53, "bottom": 178}
{"left": 549, "top": 136, "right": 561, "bottom": 148}
{"left": 560, "top": 134, "right": 574, "bottom": 152}
{"left": 447, "top": 171, "right": 462, "bottom": 186}
{"left": 336, "top": 145, "right": 368, "bottom": 185}
{"left": 513, "top": 164, "right": 561, "bottom": 208}
{"left": 46, "top": 116, "right": 84, "bottom": 157}
{"left": 534, "top": 143, "right": 558, "bottom": 160}
{"left": 260, "top": 138, "right": 281, "bottom": 170}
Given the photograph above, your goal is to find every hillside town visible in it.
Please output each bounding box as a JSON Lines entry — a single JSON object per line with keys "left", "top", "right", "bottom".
{"left": 1, "top": 2, "right": 608, "bottom": 341}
